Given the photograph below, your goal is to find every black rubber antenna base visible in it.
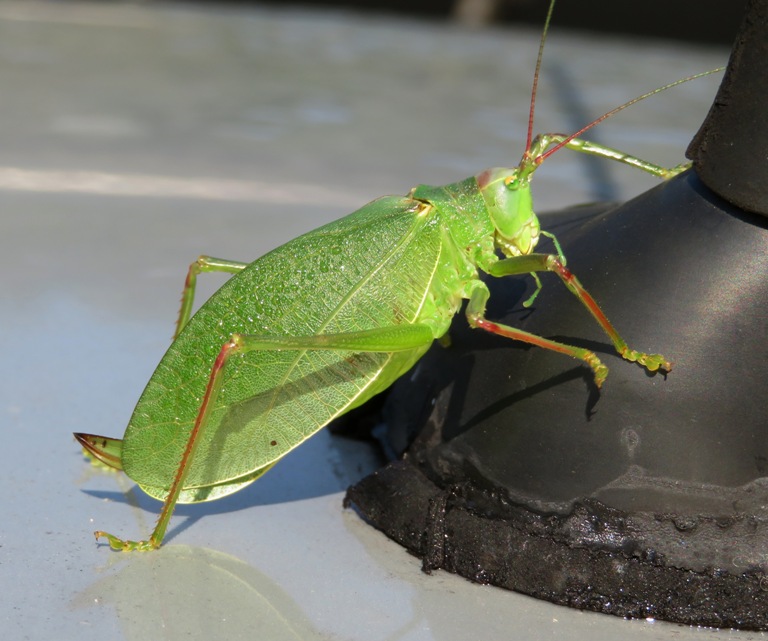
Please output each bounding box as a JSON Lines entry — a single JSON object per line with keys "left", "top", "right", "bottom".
{"left": 346, "top": 170, "right": 768, "bottom": 629}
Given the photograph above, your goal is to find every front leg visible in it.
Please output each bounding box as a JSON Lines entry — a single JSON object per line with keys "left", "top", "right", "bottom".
{"left": 530, "top": 133, "right": 688, "bottom": 180}
{"left": 559, "top": 136, "right": 689, "bottom": 180}
{"left": 486, "top": 253, "right": 671, "bottom": 374}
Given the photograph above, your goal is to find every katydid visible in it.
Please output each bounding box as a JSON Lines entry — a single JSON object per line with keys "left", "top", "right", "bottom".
{"left": 75, "top": 0, "right": 722, "bottom": 551}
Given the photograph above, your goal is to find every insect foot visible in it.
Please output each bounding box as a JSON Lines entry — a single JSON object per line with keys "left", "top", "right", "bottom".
{"left": 95, "top": 530, "right": 158, "bottom": 552}
{"left": 585, "top": 354, "right": 609, "bottom": 388}
{"left": 619, "top": 347, "right": 672, "bottom": 373}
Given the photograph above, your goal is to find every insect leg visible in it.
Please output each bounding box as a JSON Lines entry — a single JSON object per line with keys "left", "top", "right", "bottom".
{"left": 466, "top": 281, "right": 609, "bottom": 387}
{"left": 532, "top": 133, "right": 688, "bottom": 179}
{"left": 96, "top": 323, "right": 437, "bottom": 551}
{"left": 563, "top": 136, "right": 689, "bottom": 179}
{"left": 486, "top": 253, "right": 671, "bottom": 373}
{"left": 521, "top": 230, "right": 565, "bottom": 308}
{"left": 224, "top": 325, "right": 437, "bottom": 353}
{"left": 175, "top": 256, "right": 250, "bottom": 338}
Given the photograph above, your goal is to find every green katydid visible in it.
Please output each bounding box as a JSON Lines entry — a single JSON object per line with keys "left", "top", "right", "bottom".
{"left": 75, "top": 0, "right": 722, "bottom": 551}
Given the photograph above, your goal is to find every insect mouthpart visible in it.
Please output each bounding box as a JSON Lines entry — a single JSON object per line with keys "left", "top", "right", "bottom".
{"left": 496, "top": 215, "right": 541, "bottom": 258}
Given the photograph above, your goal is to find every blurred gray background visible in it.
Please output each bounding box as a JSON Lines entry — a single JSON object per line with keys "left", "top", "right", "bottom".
{"left": 196, "top": 0, "right": 746, "bottom": 42}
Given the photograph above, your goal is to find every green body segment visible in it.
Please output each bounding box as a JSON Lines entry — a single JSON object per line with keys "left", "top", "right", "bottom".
{"left": 121, "top": 180, "right": 495, "bottom": 502}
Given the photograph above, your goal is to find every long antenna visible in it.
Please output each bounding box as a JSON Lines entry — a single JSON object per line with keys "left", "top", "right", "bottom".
{"left": 525, "top": 0, "right": 557, "bottom": 154}
{"left": 534, "top": 67, "right": 725, "bottom": 165}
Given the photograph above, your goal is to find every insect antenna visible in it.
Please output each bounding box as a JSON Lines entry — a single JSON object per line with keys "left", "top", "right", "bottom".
{"left": 524, "top": 0, "right": 557, "bottom": 156}
{"left": 533, "top": 67, "right": 725, "bottom": 166}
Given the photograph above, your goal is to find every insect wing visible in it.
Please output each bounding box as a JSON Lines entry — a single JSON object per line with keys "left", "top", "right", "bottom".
{"left": 120, "top": 196, "right": 445, "bottom": 499}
